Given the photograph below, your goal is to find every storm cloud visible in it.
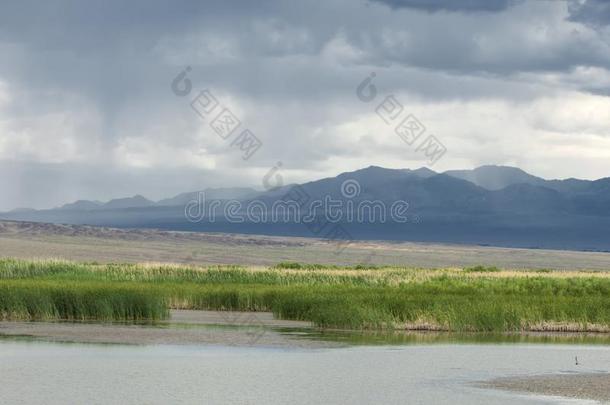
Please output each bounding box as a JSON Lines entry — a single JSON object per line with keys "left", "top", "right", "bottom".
{"left": 371, "top": 0, "right": 519, "bottom": 12}
{"left": 1, "top": 0, "right": 610, "bottom": 210}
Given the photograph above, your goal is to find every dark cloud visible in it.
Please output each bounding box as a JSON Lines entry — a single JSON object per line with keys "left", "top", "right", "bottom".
{"left": 2, "top": 0, "right": 610, "bottom": 210}
{"left": 370, "top": 0, "right": 519, "bottom": 12}
{"left": 567, "top": 0, "right": 610, "bottom": 28}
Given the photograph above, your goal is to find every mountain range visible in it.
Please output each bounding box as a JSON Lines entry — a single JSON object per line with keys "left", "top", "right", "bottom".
{"left": 47, "top": 187, "right": 259, "bottom": 211}
{"left": 3, "top": 165, "right": 610, "bottom": 251}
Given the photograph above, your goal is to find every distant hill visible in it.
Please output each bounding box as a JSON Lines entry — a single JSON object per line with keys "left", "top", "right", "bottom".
{"left": 443, "top": 165, "right": 601, "bottom": 196}
{"left": 58, "top": 200, "right": 103, "bottom": 211}
{"left": 3, "top": 165, "right": 610, "bottom": 251}
{"left": 444, "top": 165, "right": 547, "bottom": 190}
{"left": 102, "top": 195, "right": 155, "bottom": 210}
{"left": 157, "top": 188, "right": 258, "bottom": 206}
{"left": 7, "top": 207, "right": 36, "bottom": 213}
{"left": 44, "top": 188, "right": 262, "bottom": 212}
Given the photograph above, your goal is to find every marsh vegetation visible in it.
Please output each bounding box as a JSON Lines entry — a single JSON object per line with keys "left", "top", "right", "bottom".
{"left": 2, "top": 259, "right": 610, "bottom": 332}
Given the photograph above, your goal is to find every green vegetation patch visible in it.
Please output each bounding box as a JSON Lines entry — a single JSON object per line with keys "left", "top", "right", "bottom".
{"left": 1, "top": 259, "right": 610, "bottom": 332}
{"left": 463, "top": 265, "right": 501, "bottom": 273}
{"left": 0, "top": 280, "right": 168, "bottom": 321}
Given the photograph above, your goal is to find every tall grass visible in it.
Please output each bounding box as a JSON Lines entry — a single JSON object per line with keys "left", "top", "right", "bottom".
{"left": 2, "top": 258, "right": 610, "bottom": 331}
{"left": 463, "top": 265, "right": 500, "bottom": 273}
{"left": 0, "top": 259, "right": 391, "bottom": 286}
{"left": 160, "top": 281, "right": 610, "bottom": 331}
{"left": 0, "top": 280, "right": 168, "bottom": 321}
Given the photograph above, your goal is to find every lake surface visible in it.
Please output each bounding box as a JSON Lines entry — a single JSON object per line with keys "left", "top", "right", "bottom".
{"left": 1, "top": 339, "right": 608, "bottom": 404}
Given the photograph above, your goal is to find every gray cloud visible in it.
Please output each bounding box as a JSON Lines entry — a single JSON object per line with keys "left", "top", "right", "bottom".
{"left": 2, "top": 0, "right": 610, "bottom": 210}
{"left": 0, "top": 160, "right": 262, "bottom": 211}
{"left": 568, "top": 0, "right": 610, "bottom": 28}
{"left": 371, "top": 0, "right": 518, "bottom": 12}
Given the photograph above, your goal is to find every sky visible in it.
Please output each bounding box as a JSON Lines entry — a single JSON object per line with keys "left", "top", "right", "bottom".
{"left": 2, "top": 0, "right": 610, "bottom": 210}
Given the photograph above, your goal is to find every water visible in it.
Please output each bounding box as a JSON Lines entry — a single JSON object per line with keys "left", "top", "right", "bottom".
{"left": 0, "top": 339, "right": 608, "bottom": 404}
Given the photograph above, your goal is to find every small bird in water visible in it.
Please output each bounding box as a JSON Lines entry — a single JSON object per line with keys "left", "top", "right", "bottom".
{"left": 575, "top": 356, "right": 579, "bottom": 365}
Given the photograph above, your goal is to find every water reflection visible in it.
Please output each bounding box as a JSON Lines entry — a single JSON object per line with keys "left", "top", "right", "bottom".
{"left": 286, "top": 328, "right": 610, "bottom": 346}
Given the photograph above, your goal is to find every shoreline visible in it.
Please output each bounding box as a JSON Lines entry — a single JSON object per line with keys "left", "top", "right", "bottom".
{"left": 479, "top": 373, "right": 610, "bottom": 403}
{"left": 0, "top": 310, "right": 334, "bottom": 349}
{"left": 3, "top": 310, "right": 610, "bottom": 347}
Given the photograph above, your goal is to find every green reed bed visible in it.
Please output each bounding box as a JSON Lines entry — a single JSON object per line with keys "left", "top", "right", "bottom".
{"left": 1, "top": 259, "right": 610, "bottom": 331}
{"left": 161, "top": 281, "right": 610, "bottom": 331}
{"left": 0, "top": 280, "right": 168, "bottom": 321}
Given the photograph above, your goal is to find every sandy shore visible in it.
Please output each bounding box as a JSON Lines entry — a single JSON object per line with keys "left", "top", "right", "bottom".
{"left": 480, "top": 373, "right": 610, "bottom": 403}
{"left": 0, "top": 310, "right": 337, "bottom": 348}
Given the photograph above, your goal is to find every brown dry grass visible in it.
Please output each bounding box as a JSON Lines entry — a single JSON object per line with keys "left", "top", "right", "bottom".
{"left": 3, "top": 220, "right": 610, "bottom": 270}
